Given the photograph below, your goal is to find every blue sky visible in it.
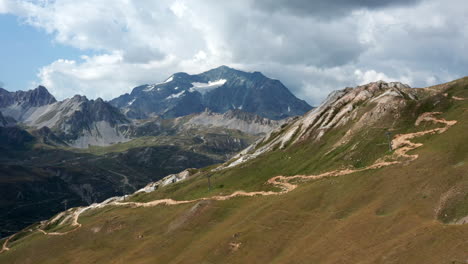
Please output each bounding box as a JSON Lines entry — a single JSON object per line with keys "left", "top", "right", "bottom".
{"left": 0, "top": 0, "right": 467, "bottom": 104}
{"left": 0, "top": 14, "right": 85, "bottom": 91}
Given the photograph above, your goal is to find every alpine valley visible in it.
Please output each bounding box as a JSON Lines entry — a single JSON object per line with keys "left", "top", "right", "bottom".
{"left": 0, "top": 66, "right": 311, "bottom": 238}
{"left": 0, "top": 73, "right": 467, "bottom": 263}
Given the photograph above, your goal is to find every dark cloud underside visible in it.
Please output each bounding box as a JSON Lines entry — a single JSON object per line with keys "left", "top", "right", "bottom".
{"left": 253, "top": 0, "right": 422, "bottom": 18}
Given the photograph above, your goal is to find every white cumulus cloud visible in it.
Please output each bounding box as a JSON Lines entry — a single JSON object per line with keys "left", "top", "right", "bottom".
{"left": 2, "top": 0, "right": 467, "bottom": 105}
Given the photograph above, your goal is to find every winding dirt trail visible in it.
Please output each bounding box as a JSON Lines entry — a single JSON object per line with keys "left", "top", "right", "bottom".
{"left": 0, "top": 112, "right": 459, "bottom": 253}
{"left": 452, "top": 96, "right": 466, "bottom": 101}
{"left": 0, "top": 234, "right": 14, "bottom": 254}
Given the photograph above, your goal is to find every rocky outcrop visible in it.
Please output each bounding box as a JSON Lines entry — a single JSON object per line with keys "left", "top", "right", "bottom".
{"left": 136, "top": 169, "right": 194, "bottom": 194}
{"left": 222, "top": 81, "right": 417, "bottom": 169}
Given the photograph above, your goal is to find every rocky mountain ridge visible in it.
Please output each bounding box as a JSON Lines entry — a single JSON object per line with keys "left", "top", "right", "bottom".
{"left": 0, "top": 66, "right": 305, "bottom": 148}
{"left": 110, "top": 65, "right": 312, "bottom": 120}
{"left": 222, "top": 81, "right": 417, "bottom": 168}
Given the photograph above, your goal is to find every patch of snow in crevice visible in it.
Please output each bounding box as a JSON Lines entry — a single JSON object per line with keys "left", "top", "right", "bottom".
{"left": 127, "top": 98, "right": 136, "bottom": 106}
{"left": 143, "top": 84, "right": 156, "bottom": 92}
{"left": 142, "top": 75, "right": 174, "bottom": 92}
{"left": 166, "top": 90, "right": 186, "bottom": 100}
{"left": 143, "top": 76, "right": 173, "bottom": 92}
{"left": 164, "top": 75, "right": 174, "bottom": 83}
{"left": 191, "top": 79, "right": 227, "bottom": 94}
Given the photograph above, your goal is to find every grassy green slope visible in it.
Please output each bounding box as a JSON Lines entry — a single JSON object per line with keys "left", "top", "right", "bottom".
{"left": 1, "top": 79, "right": 467, "bottom": 263}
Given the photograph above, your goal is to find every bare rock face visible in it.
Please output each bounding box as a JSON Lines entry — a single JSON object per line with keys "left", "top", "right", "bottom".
{"left": 0, "top": 86, "right": 133, "bottom": 148}
{"left": 22, "top": 95, "right": 131, "bottom": 148}
{"left": 136, "top": 169, "right": 194, "bottom": 194}
{"left": 0, "top": 111, "right": 15, "bottom": 127}
{"left": 222, "top": 81, "right": 416, "bottom": 169}
{"left": 0, "top": 86, "right": 56, "bottom": 121}
{"left": 184, "top": 109, "right": 284, "bottom": 135}
{"left": 110, "top": 65, "right": 312, "bottom": 120}
{"left": 0, "top": 111, "right": 5, "bottom": 127}
{"left": 0, "top": 85, "right": 56, "bottom": 109}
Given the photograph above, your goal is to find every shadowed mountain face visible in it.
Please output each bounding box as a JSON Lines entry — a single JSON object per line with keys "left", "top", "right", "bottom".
{"left": 0, "top": 111, "right": 15, "bottom": 127}
{"left": 0, "top": 86, "right": 56, "bottom": 110}
{"left": 0, "top": 141, "right": 220, "bottom": 238}
{"left": 0, "top": 113, "right": 265, "bottom": 237}
{"left": 110, "top": 66, "right": 312, "bottom": 120}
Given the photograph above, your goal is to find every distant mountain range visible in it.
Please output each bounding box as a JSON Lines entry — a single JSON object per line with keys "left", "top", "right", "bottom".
{"left": 0, "top": 66, "right": 311, "bottom": 148}
{"left": 110, "top": 65, "right": 311, "bottom": 120}
{"left": 3, "top": 77, "right": 467, "bottom": 263}
{"left": 0, "top": 66, "right": 304, "bottom": 237}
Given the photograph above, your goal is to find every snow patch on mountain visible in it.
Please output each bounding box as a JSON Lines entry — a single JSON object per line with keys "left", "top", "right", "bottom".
{"left": 142, "top": 76, "right": 175, "bottom": 92}
{"left": 143, "top": 84, "right": 156, "bottom": 92}
{"left": 191, "top": 79, "right": 227, "bottom": 94}
{"left": 127, "top": 98, "right": 136, "bottom": 106}
{"left": 166, "top": 90, "right": 186, "bottom": 99}
{"left": 164, "top": 76, "right": 174, "bottom": 83}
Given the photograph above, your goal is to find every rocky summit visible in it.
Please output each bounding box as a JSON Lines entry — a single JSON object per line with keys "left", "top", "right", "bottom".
{"left": 110, "top": 65, "right": 312, "bottom": 120}
{"left": 0, "top": 86, "right": 57, "bottom": 121}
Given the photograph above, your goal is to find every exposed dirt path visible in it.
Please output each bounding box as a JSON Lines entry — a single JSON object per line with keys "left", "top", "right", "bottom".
{"left": 106, "top": 169, "right": 136, "bottom": 190}
{"left": 0, "top": 234, "right": 14, "bottom": 253}
{"left": 452, "top": 96, "right": 466, "bottom": 101}
{"left": 0, "top": 112, "right": 459, "bottom": 253}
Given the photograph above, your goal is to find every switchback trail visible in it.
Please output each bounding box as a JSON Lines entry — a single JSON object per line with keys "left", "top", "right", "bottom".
{"left": 0, "top": 111, "right": 460, "bottom": 252}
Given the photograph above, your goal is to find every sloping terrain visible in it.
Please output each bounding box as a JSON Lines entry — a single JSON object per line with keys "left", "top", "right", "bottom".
{"left": 0, "top": 87, "right": 131, "bottom": 148}
{"left": 0, "top": 84, "right": 284, "bottom": 238}
{"left": 0, "top": 117, "right": 264, "bottom": 238}
{"left": 1, "top": 78, "right": 466, "bottom": 263}
{"left": 0, "top": 86, "right": 56, "bottom": 121}
{"left": 0, "top": 135, "right": 221, "bottom": 238}
{"left": 0, "top": 112, "right": 15, "bottom": 127}
{"left": 24, "top": 95, "right": 131, "bottom": 148}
